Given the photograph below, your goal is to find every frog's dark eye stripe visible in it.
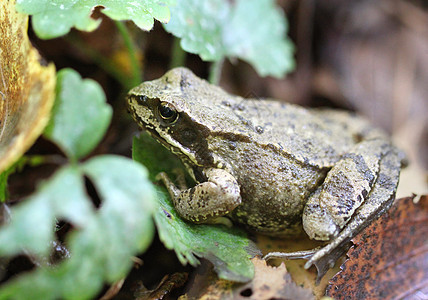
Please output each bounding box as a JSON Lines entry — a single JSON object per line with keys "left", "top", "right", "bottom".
{"left": 158, "top": 102, "right": 179, "bottom": 124}
{"left": 138, "top": 95, "right": 148, "bottom": 104}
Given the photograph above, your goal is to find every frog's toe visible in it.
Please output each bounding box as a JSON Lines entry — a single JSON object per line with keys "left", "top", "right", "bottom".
{"left": 303, "top": 240, "right": 351, "bottom": 284}
{"left": 303, "top": 190, "right": 340, "bottom": 241}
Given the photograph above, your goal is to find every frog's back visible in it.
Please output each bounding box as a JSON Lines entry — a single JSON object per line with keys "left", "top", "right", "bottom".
{"left": 162, "top": 68, "right": 384, "bottom": 169}
{"left": 225, "top": 98, "right": 387, "bottom": 168}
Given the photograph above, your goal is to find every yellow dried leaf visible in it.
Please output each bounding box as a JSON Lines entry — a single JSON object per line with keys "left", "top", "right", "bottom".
{"left": 240, "top": 257, "right": 313, "bottom": 299}
{"left": 0, "top": 0, "right": 55, "bottom": 173}
{"left": 182, "top": 258, "right": 313, "bottom": 299}
{"left": 256, "top": 234, "right": 340, "bottom": 298}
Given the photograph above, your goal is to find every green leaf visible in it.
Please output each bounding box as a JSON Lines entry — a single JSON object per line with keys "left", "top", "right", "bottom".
{"left": 0, "top": 156, "right": 156, "bottom": 299}
{"left": 225, "top": 0, "right": 295, "bottom": 77}
{"left": 80, "top": 155, "right": 156, "bottom": 281}
{"left": 15, "top": 0, "right": 175, "bottom": 39}
{"left": 0, "top": 171, "right": 10, "bottom": 203}
{"left": 44, "top": 69, "right": 112, "bottom": 161}
{"left": 154, "top": 189, "right": 257, "bottom": 282}
{"left": 132, "top": 134, "right": 258, "bottom": 282}
{"left": 0, "top": 269, "right": 61, "bottom": 300}
{"left": 164, "top": 0, "right": 294, "bottom": 78}
{"left": 165, "top": 0, "right": 230, "bottom": 61}
{"left": 0, "top": 166, "right": 93, "bottom": 257}
{"left": 132, "top": 133, "right": 188, "bottom": 182}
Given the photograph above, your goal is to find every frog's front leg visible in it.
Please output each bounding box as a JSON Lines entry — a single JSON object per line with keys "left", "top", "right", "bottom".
{"left": 157, "top": 168, "right": 241, "bottom": 223}
{"left": 302, "top": 138, "right": 396, "bottom": 241}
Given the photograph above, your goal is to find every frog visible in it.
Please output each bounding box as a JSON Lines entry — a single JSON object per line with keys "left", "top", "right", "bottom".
{"left": 127, "top": 67, "right": 404, "bottom": 280}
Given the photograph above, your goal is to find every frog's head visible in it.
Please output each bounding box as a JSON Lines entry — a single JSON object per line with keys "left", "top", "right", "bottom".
{"left": 127, "top": 68, "right": 218, "bottom": 172}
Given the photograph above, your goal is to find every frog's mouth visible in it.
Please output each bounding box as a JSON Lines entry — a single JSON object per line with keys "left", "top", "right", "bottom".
{"left": 139, "top": 119, "right": 201, "bottom": 170}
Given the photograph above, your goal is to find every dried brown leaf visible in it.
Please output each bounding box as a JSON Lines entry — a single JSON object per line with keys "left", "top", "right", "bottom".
{"left": 239, "top": 257, "right": 314, "bottom": 300}
{"left": 134, "top": 272, "right": 188, "bottom": 300}
{"left": 326, "top": 195, "right": 428, "bottom": 299}
{"left": 0, "top": 0, "right": 55, "bottom": 173}
{"left": 184, "top": 257, "right": 313, "bottom": 300}
{"left": 256, "top": 234, "right": 340, "bottom": 299}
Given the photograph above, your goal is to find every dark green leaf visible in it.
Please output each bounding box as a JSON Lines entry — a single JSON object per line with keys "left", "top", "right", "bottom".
{"left": 0, "top": 156, "right": 56, "bottom": 203}
{"left": 154, "top": 189, "right": 257, "bottom": 282}
{"left": 132, "top": 133, "right": 187, "bottom": 182}
{"left": 0, "top": 171, "right": 9, "bottom": 203}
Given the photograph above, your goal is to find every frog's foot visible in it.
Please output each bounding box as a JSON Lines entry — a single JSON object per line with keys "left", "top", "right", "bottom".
{"left": 263, "top": 247, "right": 321, "bottom": 261}
{"left": 302, "top": 146, "right": 402, "bottom": 283}
{"left": 171, "top": 168, "right": 188, "bottom": 190}
{"left": 263, "top": 244, "right": 349, "bottom": 284}
{"left": 263, "top": 244, "right": 354, "bottom": 284}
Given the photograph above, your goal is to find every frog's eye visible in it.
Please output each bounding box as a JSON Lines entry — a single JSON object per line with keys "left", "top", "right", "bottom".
{"left": 158, "top": 102, "right": 179, "bottom": 124}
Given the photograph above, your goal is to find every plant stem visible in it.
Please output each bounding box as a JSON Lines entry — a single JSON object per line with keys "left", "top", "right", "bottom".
{"left": 115, "top": 21, "right": 142, "bottom": 87}
{"left": 208, "top": 59, "right": 224, "bottom": 85}
{"left": 170, "top": 38, "right": 186, "bottom": 69}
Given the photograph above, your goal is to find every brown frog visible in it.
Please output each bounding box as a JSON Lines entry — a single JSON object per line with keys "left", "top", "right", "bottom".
{"left": 127, "top": 68, "right": 404, "bottom": 279}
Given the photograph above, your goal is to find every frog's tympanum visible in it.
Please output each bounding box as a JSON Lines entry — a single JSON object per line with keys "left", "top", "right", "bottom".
{"left": 127, "top": 68, "right": 404, "bottom": 280}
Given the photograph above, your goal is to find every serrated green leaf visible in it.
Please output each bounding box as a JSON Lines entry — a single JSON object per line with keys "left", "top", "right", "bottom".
{"left": 154, "top": 189, "right": 257, "bottom": 282}
{"left": 80, "top": 155, "right": 156, "bottom": 281}
{"left": 165, "top": 0, "right": 294, "bottom": 78}
{"left": 225, "top": 0, "right": 295, "bottom": 77}
{"left": 165, "top": 0, "right": 230, "bottom": 61}
{"left": 132, "top": 134, "right": 258, "bottom": 282}
{"left": 0, "top": 166, "right": 93, "bottom": 257}
{"left": 0, "top": 155, "right": 156, "bottom": 299}
{"left": 15, "top": 0, "right": 175, "bottom": 39}
{"left": 44, "top": 68, "right": 112, "bottom": 161}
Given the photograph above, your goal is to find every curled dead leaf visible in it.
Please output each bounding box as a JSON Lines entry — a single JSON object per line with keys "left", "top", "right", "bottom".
{"left": 326, "top": 195, "right": 428, "bottom": 299}
{"left": 0, "top": 0, "right": 55, "bottom": 173}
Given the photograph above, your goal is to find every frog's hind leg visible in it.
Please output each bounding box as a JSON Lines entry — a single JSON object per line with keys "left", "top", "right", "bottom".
{"left": 303, "top": 138, "right": 397, "bottom": 240}
{"left": 265, "top": 143, "right": 401, "bottom": 282}
{"left": 303, "top": 142, "right": 402, "bottom": 282}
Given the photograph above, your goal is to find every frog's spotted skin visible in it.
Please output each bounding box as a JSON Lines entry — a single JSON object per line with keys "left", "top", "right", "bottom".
{"left": 127, "top": 68, "right": 404, "bottom": 279}
{"left": 157, "top": 168, "right": 241, "bottom": 223}
{"left": 303, "top": 138, "right": 395, "bottom": 240}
